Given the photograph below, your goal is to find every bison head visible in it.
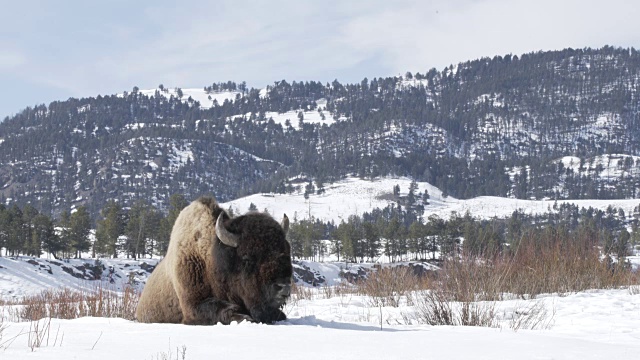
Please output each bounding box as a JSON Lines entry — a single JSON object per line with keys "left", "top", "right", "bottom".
{"left": 215, "top": 211, "right": 292, "bottom": 323}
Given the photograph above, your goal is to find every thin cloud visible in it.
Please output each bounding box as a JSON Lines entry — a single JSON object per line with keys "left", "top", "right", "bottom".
{"left": 0, "top": 50, "right": 26, "bottom": 71}
{"left": 1, "top": 0, "right": 640, "bottom": 117}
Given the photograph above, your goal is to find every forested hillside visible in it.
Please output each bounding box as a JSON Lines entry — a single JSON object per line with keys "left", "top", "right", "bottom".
{"left": 2, "top": 46, "right": 640, "bottom": 219}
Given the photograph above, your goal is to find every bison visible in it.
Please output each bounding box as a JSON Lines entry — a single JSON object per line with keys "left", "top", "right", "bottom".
{"left": 136, "top": 197, "right": 292, "bottom": 325}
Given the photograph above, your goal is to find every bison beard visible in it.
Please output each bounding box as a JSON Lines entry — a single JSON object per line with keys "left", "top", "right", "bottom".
{"left": 135, "top": 197, "right": 292, "bottom": 325}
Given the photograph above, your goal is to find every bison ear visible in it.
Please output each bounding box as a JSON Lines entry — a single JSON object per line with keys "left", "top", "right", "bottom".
{"left": 281, "top": 214, "right": 290, "bottom": 234}
{"left": 216, "top": 212, "right": 239, "bottom": 248}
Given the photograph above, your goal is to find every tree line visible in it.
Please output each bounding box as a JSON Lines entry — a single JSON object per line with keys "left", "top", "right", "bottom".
{"left": 1, "top": 187, "right": 637, "bottom": 265}
{"left": 0, "top": 194, "right": 189, "bottom": 260}
{"left": 287, "top": 198, "right": 639, "bottom": 264}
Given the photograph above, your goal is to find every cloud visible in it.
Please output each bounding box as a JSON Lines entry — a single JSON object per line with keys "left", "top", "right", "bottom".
{"left": 339, "top": 0, "right": 640, "bottom": 74}
{"left": 0, "top": 50, "right": 26, "bottom": 71}
{"left": 2, "top": 0, "right": 640, "bottom": 114}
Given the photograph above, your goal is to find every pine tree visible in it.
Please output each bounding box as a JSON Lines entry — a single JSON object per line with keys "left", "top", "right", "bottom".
{"left": 125, "top": 199, "right": 152, "bottom": 259}
{"left": 95, "top": 200, "right": 125, "bottom": 258}
{"left": 35, "top": 213, "right": 61, "bottom": 258}
{"left": 0, "top": 205, "right": 8, "bottom": 256}
{"left": 157, "top": 194, "right": 189, "bottom": 256}
{"left": 58, "top": 210, "right": 72, "bottom": 258}
{"left": 362, "top": 222, "right": 380, "bottom": 262}
{"left": 22, "top": 204, "right": 39, "bottom": 256}
{"left": 69, "top": 206, "right": 92, "bottom": 258}
{"left": 6, "top": 205, "right": 25, "bottom": 256}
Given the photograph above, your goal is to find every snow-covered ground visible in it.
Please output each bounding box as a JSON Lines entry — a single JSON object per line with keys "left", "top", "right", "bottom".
{"left": 0, "top": 257, "right": 153, "bottom": 302}
{"left": 122, "top": 87, "right": 242, "bottom": 109}
{"left": 1, "top": 263, "right": 639, "bottom": 359}
{"left": 226, "top": 98, "right": 347, "bottom": 130}
{"left": 1, "top": 254, "right": 639, "bottom": 359}
{"left": 223, "top": 176, "right": 640, "bottom": 223}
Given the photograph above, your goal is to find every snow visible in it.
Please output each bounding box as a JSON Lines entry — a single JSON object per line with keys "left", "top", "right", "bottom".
{"left": 128, "top": 87, "right": 242, "bottom": 109}
{"left": 557, "top": 154, "right": 640, "bottom": 180}
{"left": 0, "top": 257, "right": 151, "bottom": 301}
{"left": 224, "top": 177, "right": 441, "bottom": 223}
{"left": 2, "top": 259, "right": 640, "bottom": 359}
{"left": 223, "top": 176, "right": 640, "bottom": 223}
{"left": 228, "top": 109, "right": 345, "bottom": 130}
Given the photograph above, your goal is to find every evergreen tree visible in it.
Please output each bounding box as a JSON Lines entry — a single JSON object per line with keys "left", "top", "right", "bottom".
{"left": 22, "top": 204, "right": 39, "bottom": 256}
{"left": 362, "top": 222, "right": 380, "bottom": 261}
{"left": 0, "top": 205, "right": 8, "bottom": 256}
{"left": 69, "top": 206, "right": 92, "bottom": 258}
{"left": 58, "top": 210, "right": 72, "bottom": 258}
{"left": 94, "top": 200, "right": 125, "bottom": 258}
{"left": 125, "top": 199, "right": 151, "bottom": 259}
{"left": 35, "top": 213, "right": 62, "bottom": 258}
{"left": 157, "top": 194, "right": 189, "bottom": 256}
{"left": 6, "top": 205, "right": 25, "bottom": 256}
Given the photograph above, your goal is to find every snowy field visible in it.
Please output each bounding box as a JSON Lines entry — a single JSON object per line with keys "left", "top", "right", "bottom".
{"left": 1, "top": 256, "right": 639, "bottom": 359}
{"left": 223, "top": 176, "right": 640, "bottom": 223}
{"left": 1, "top": 278, "right": 640, "bottom": 359}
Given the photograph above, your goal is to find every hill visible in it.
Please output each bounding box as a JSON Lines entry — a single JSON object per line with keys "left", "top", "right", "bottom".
{"left": 2, "top": 47, "right": 640, "bottom": 219}
{"left": 223, "top": 175, "right": 640, "bottom": 223}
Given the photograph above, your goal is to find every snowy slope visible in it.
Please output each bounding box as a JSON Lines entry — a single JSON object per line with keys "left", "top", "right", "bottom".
{"left": 0, "top": 257, "right": 154, "bottom": 302}
{"left": 132, "top": 87, "right": 242, "bottom": 109}
{"left": 227, "top": 98, "right": 347, "bottom": 130}
{"left": 223, "top": 176, "right": 640, "bottom": 223}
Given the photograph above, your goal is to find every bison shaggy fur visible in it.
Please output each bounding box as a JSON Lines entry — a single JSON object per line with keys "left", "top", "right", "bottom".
{"left": 136, "top": 197, "right": 292, "bottom": 325}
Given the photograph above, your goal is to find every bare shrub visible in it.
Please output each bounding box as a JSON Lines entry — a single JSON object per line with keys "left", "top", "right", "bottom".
{"left": 290, "top": 282, "right": 315, "bottom": 303}
{"left": 358, "top": 266, "right": 421, "bottom": 307}
{"left": 28, "top": 317, "right": 52, "bottom": 351}
{"left": 500, "top": 229, "right": 638, "bottom": 297}
{"left": 320, "top": 284, "right": 334, "bottom": 299}
{"left": 407, "top": 258, "right": 499, "bottom": 327}
{"left": 334, "top": 281, "right": 357, "bottom": 307}
{"left": 154, "top": 345, "right": 188, "bottom": 360}
{"left": 438, "top": 257, "right": 505, "bottom": 302}
{"left": 409, "top": 289, "right": 497, "bottom": 327}
{"left": 506, "top": 300, "right": 556, "bottom": 331}
{"left": 0, "top": 314, "right": 7, "bottom": 348}
{"left": 17, "top": 284, "right": 140, "bottom": 322}
{"left": 630, "top": 285, "right": 640, "bottom": 295}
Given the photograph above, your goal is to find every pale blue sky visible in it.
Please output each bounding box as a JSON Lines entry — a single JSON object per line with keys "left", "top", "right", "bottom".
{"left": 1, "top": 0, "right": 639, "bottom": 119}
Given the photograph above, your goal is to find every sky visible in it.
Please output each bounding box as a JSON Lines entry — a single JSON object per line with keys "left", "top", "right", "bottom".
{"left": 1, "top": 0, "right": 639, "bottom": 119}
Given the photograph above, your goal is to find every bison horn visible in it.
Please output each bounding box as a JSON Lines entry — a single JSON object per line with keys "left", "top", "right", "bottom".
{"left": 281, "top": 214, "right": 290, "bottom": 234}
{"left": 216, "top": 213, "right": 239, "bottom": 248}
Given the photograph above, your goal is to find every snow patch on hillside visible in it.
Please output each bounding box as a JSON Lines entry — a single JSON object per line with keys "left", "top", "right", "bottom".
{"left": 224, "top": 176, "right": 640, "bottom": 224}
{"left": 126, "top": 87, "right": 242, "bottom": 109}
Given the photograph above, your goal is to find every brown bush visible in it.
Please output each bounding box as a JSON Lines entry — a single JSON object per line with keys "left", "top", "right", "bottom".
{"left": 16, "top": 285, "right": 140, "bottom": 322}
{"left": 357, "top": 266, "right": 425, "bottom": 307}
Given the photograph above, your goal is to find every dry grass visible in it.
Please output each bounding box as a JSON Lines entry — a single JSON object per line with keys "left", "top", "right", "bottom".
{"left": 356, "top": 266, "right": 424, "bottom": 307}
{"left": 0, "top": 314, "right": 7, "bottom": 349}
{"left": 6, "top": 284, "right": 140, "bottom": 322}
{"left": 497, "top": 229, "right": 638, "bottom": 297}
{"left": 153, "top": 345, "right": 187, "bottom": 360}
{"left": 409, "top": 289, "right": 498, "bottom": 327}
{"left": 506, "top": 300, "right": 556, "bottom": 331}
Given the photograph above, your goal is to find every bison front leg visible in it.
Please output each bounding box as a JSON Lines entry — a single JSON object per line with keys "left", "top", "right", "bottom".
{"left": 174, "top": 258, "right": 253, "bottom": 325}
{"left": 191, "top": 298, "right": 255, "bottom": 325}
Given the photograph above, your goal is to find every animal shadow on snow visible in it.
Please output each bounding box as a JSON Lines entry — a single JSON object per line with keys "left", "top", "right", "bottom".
{"left": 281, "top": 316, "right": 406, "bottom": 332}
